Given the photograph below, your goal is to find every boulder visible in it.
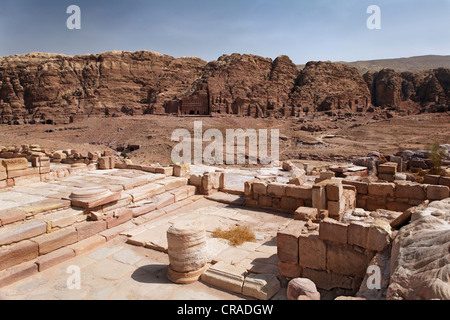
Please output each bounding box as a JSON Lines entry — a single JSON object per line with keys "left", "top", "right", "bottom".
{"left": 287, "top": 278, "right": 321, "bottom": 300}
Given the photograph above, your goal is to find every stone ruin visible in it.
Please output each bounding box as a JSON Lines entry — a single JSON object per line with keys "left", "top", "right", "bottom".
{"left": 0, "top": 148, "right": 449, "bottom": 300}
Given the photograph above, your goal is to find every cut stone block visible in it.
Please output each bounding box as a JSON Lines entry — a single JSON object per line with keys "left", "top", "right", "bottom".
{"left": 6, "top": 167, "right": 39, "bottom": 179}
{"left": 326, "top": 244, "right": 370, "bottom": 278}
{"left": 242, "top": 273, "right": 280, "bottom": 300}
{"left": 68, "top": 235, "right": 106, "bottom": 256}
{"left": 394, "top": 182, "right": 426, "bottom": 200}
{"left": 157, "top": 177, "right": 188, "bottom": 191}
{"left": 294, "top": 207, "right": 317, "bottom": 221}
{"left": 32, "top": 228, "right": 78, "bottom": 255}
{"left": 302, "top": 268, "right": 362, "bottom": 291}
{"left": 258, "top": 195, "right": 272, "bottom": 207}
{"left": 13, "top": 174, "right": 41, "bottom": 186}
{"left": 36, "top": 247, "right": 75, "bottom": 272}
{"left": 426, "top": 185, "right": 449, "bottom": 200}
{"left": 1, "top": 158, "right": 28, "bottom": 172}
{"left": 200, "top": 261, "right": 246, "bottom": 294}
{"left": 348, "top": 221, "right": 370, "bottom": 248}
{"left": 0, "top": 209, "right": 26, "bottom": 226}
{"left": 253, "top": 181, "right": 268, "bottom": 195}
{"left": 267, "top": 183, "right": 286, "bottom": 197}
{"left": 368, "top": 183, "right": 395, "bottom": 197}
{"left": 278, "top": 261, "right": 302, "bottom": 279}
{"left": 126, "top": 183, "right": 165, "bottom": 202}
{"left": 326, "top": 181, "right": 343, "bottom": 201}
{"left": 0, "top": 220, "right": 47, "bottom": 246}
{"left": 98, "top": 156, "right": 115, "bottom": 170}
{"left": 312, "top": 185, "right": 327, "bottom": 211}
{"left": 277, "top": 220, "right": 305, "bottom": 264}
{"left": 21, "top": 199, "right": 71, "bottom": 217}
{"left": 319, "top": 218, "right": 348, "bottom": 244}
{"left": 76, "top": 220, "right": 107, "bottom": 241}
{"left": 153, "top": 192, "right": 175, "bottom": 209}
{"left": 155, "top": 167, "right": 173, "bottom": 176}
{"left": 286, "top": 185, "right": 313, "bottom": 200}
{"left": 298, "top": 233, "right": 326, "bottom": 270}
{"left": 378, "top": 162, "right": 398, "bottom": 175}
{"left": 0, "top": 240, "right": 39, "bottom": 271}
{"left": 0, "top": 261, "right": 38, "bottom": 288}
{"left": 69, "top": 187, "right": 121, "bottom": 209}
{"left": 366, "top": 220, "right": 392, "bottom": 252}
{"left": 106, "top": 208, "right": 133, "bottom": 229}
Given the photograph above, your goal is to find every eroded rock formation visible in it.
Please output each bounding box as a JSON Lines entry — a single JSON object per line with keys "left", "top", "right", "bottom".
{"left": 0, "top": 51, "right": 449, "bottom": 124}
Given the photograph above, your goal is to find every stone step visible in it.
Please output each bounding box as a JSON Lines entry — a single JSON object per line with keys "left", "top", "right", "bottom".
{"left": 0, "top": 220, "right": 47, "bottom": 246}
{"left": 205, "top": 192, "right": 246, "bottom": 206}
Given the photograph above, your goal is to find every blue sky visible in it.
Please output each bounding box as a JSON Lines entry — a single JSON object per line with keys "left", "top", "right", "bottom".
{"left": 0, "top": 0, "right": 449, "bottom": 64}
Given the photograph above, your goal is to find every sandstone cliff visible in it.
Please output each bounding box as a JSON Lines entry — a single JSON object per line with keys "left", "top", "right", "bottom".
{"left": 0, "top": 50, "right": 449, "bottom": 124}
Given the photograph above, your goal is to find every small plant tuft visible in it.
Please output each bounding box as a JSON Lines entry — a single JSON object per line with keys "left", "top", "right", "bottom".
{"left": 213, "top": 225, "right": 256, "bottom": 246}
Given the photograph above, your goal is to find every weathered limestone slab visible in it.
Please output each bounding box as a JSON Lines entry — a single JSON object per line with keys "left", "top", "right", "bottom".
{"left": 277, "top": 220, "right": 305, "bottom": 264}
{"left": 76, "top": 220, "right": 107, "bottom": 241}
{"left": 157, "top": 177, "right": 188, "bottom": 191}
{"left": 1, "top": 158, "right": 28, "bottom": 172}
{"left": 153, "top": 192, "right": 175, "bottom": 209}
{"left": 0, "top": 240, "right": 39, "bottom": 271}
{"left": 319, "top": 218, "right": 348, "bottom": 244}
{"left": 105, "top": 208, "right": 133, "bottom": 229}
{"left": 69, "top": 187, "right": 121, "bottom": 209}
{"left": 36, "top": 247, "right": 75, "bottom": 272}
{"left": 0, "top": 220, "right": 47, "bottom": 246}
{"left": 0, "top": 261, "right": 38, "bottom": 288}
{"left": 126, "top": 183, "right": 165, "bottom": 203}
{"left": 0, "top": 208, "right": 26, "bottom": 226}
{"left": 200, "top": 261, "right": 246, "bottom": 294}
{"left": 298, "top": 233, "right": 326, "bottom": 270}
{"left": 68, "top": 235, "right": 106, "bottom": 256}
{"left": 31, "top": 228, "right": 78, "bottom": 255}
{"left": 155, "top": 167, "right": 173, "bottom": 176}
{"left": 6, "top": 167, "right": 39, "bottom": 179}
{"left": 13, "top": 174, "right": 41, "bottom": 186}
{"left": 242, "top": 273, "right": 280, "bottom": 300}
{"left": 21, "top": 199, "right": 71, "bottom": 216}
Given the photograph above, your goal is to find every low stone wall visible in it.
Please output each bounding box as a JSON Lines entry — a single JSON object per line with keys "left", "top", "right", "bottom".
{"left": 344, "top": 180, "right": 450, "bottom": 212}
{"left": 277, "top": 217, "right": 392, "bottom": 295}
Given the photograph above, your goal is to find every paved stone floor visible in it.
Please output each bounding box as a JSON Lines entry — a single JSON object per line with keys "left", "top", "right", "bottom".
{"left": 0, "top": 197, "right": 291, "bottom": 300}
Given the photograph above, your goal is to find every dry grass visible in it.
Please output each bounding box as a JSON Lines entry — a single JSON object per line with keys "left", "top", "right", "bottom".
{"left": 213, "top": 225, "right": 256, "bottom": 246}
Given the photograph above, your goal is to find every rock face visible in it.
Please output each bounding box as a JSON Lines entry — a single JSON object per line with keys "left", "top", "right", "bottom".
{"left": 289, "top": 61, "right": 372, "bottom": 114}
{"left": 364, "top": 68, "right": 450, "bottom": 110}
{"left": 387, "top": 199, "right": 450, "bottom": 300}
{"left": 1, "top": 50, "right": 449, "bottom": 124}
{"left": 0, "top": 51, "right": 206, "bottom": 124}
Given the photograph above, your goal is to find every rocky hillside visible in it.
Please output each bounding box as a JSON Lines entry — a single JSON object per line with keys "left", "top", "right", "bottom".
{"left": 0, "top": 51, "right": 449, "bottom": 124}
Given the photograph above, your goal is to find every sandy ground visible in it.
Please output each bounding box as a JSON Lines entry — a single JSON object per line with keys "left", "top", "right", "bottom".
{"left": 0, "top": 113, "right": 449, "bottom": 166}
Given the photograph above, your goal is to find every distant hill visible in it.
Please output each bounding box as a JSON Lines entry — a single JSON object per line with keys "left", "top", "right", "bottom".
{"left": 298, "top": 55, "right": 450, "bottom": 74}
